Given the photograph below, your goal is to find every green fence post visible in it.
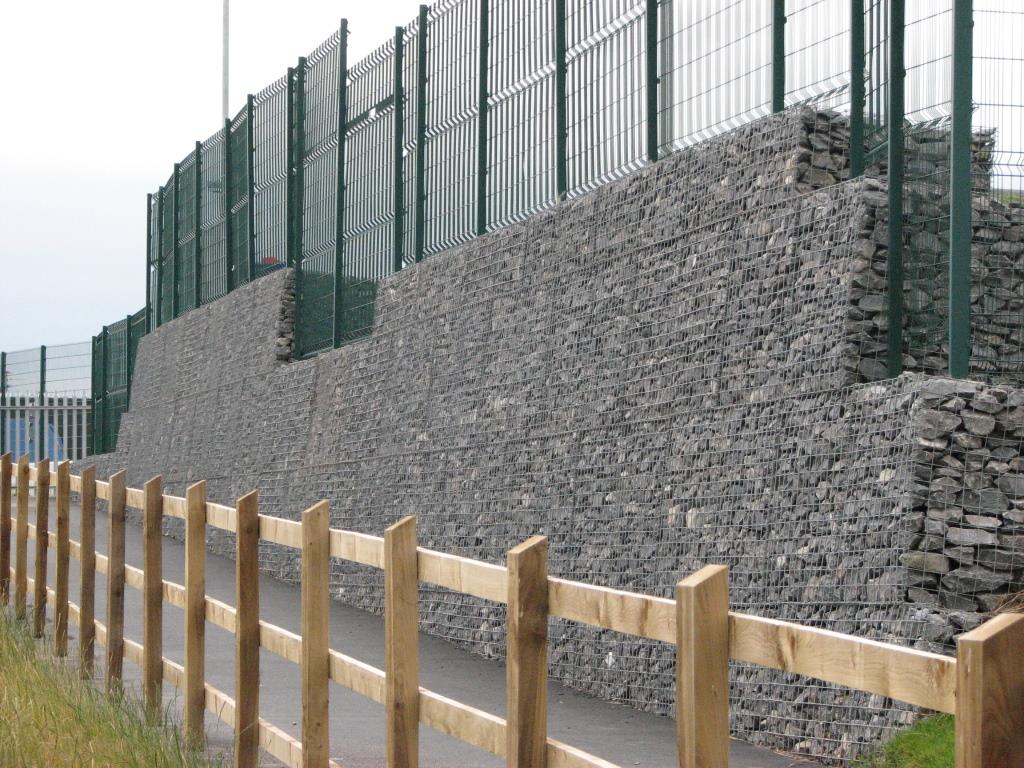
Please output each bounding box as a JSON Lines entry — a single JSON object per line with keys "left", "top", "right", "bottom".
{"left": 645, "top": 0, "right": 659, "bottom": 163}
{"left": 555, "top": 0, "right": 567, "bottom": 199}
{"left": 90, "top": 338, "right": 96, "bottom": 456}
{"left": 224, "top": 119, "right": 235, "bottom": 292}
{"left": 0, "top": 351, "right": 6, "bottom": 455}
{"left": 393, "top": 27, "right": 406, "bottom": 273}
{"left": 475, "top": 0, "right": 490, "bottom": 236}
{"left": 147, "top": 193, "right": 154, "bottom": 331}
{"left": 414, "top": 5, "right": 429, "bottom": 263}
{"left": 850, "top": 0, "right": 866, "bottom": 178}
{"left": 772, "top": 0, "right": 786, "bottom": 112}
{"left": 124, "top": 315, "right": 133, "bottom": 409}
{"left": 887, "top": 0, "right": 906, "bottom": 377}
{"left": 100, "top": 327, "right": 109, "bottom": 454}
{"left": 333, "top": 20, "right": 349, "bottom": 349}
{"left": 286, "top": 66, "right": 296, "bottom": 269}
{"left": 294, "top": 59, "right": 307, "bottom": 276}
{"left": 172, "top": 163, "right": 181, "bottom": 319}
{"left": 949, "top": 0, "right": 973, "bottom": 378}
{"left": 38, "top": 346, "right": 46, "bottom": 462}
{"left": 194, "top": 141, "right": 203, "bottom": 308}
{"left": 246, "top": 94, "right": 257, "bottom": 281}
{"left": 156, "top": 187, "right": 165, "bottom": 328}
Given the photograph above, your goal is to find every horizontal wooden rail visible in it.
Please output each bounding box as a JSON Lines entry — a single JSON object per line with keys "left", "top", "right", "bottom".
{"left": 16, "top": 461, "right": 1014, "bottom": 768}
{"left": 729, "top": 613, "right": 957, "bottom": 714}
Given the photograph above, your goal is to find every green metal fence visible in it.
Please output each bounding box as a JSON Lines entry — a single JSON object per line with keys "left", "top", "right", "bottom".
{"left": 1, "top": 343, "right": 92, "bottom": 463}
{"left": 120, "top": 0, "right": 1024, "bottom": 451}
{"left": 90, "top": 308, "right": 146, "bottom": 455}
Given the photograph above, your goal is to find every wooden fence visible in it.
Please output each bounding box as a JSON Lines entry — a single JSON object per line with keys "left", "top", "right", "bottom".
{"left": 0, "top": 452, "right": 1021, "bottom": 768}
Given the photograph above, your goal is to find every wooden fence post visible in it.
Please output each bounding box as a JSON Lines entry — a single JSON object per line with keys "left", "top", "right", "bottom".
{"left": 14, "top": 455, "right": 28, "bottom": 619}
{"left": 301, "top": 500, "right": 330, "bottom": 768}
{"left": 234, "top": 490, "right": 261, "bottom": 768}
{"left": 0, "top": 453, "right": 11, "bottom": 605}
{"left": 55, "top": 461, "right": 70, "bottom": 656}
{"left": 143, "top": 475, "right": 164, "bottom": 714}
{"left": 79, "top": 466, "right": 96, "bottom": 678}
{"left": 385, "top": 516, "right": 419, "bottom": 768}
{"left": 955, "top": 613, "right": 1024, "bottom": 768}
{"left": 676, "top": 565, "right": 730, "bottom": 768}
{"left": 32, "top": 458, "right": 50, "bottom": 638}
{"left": 185, "top": 480, "right": 207, "bottom": 744}
{"left": 506, "top": 535, "right": 548, "bottom": 768}
{"left": 106, "top": 469, "right": 127, "bottom": 693}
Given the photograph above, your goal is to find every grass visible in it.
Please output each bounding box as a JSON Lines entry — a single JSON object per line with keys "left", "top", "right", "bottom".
{"left": 0, "top": 611, "right": 218, "bottom": 768}
{"left": 854, "top": 715, "right": 954, "bottom": 768}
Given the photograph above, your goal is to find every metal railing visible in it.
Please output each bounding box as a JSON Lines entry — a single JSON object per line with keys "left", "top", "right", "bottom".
{"left": 0, "top": 343, "right": 91, "bottom": 463}
{"left": 44, "top": 0, "right": 1005, "bottom": 459}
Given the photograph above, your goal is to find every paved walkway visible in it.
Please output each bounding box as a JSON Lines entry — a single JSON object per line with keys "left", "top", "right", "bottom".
{"left": 19, "top": 503, "right": 812, "bottom": 767}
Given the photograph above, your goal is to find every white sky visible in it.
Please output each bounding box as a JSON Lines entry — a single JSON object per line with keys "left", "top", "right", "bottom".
{"left": 0, "top": 0, "right": 423, "bottom": 351}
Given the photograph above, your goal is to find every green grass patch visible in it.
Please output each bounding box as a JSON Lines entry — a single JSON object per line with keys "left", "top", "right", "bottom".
{"left": 0, "top": 612, "right": 218, "bottom": 768}
{"left": 855, "top": 715, "right": 954, "bottom": 768}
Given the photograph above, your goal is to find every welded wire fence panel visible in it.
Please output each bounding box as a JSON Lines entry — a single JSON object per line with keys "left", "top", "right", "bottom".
{"left": 971, "top": 1, "right": 1024, "bottom": 379}
{"left": 487, "top": 0, "right": 557, "bottom": 228}
{"left": 863, "top": 0, "right": 890, "bottom": 165}
{"left": 148, "top": 193, "right": 159, "bottom": 330}
{"left": 901, "top": 1, "right": 953, "bottom": 376}
{"left": 229, "top": 107, "right": 254, "bottom": 288}
{"left": 340, "top": 40, "right": 397, "bottom": 344}
{"left": 1, "top": 344, "right": 92, "bottom": 462}
{"left": 565, "top": 0, "right": 646, "bottom": 197}
{"left": 296, "top": 32, "right": 342, "bottom": 356}
{"left": 423, "top": 0, "right": 479, "bottom": 259}
{"left": 200, "top": 129, "right": 228, "bottom": 303}
{"left": 400, "top": 16, "right": 421, "bottom": 270}
{"left": 254, "top": 76, "right": 291, "bottom": 273}
{"left": 159, "top": 177, "right": 175, "bottom": 323}
{"left": 785, "top": 0, "right": 851, "bottom": 110}
{"left": 175, "top": 152, "right": 199, "bottom": 314}
{"left": 658, "top": 0, "right": 773, "bottom": 153}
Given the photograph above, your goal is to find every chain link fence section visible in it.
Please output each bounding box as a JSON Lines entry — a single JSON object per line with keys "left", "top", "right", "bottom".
{"left": 0, "top": 343, "right": 91, "bottom": 462}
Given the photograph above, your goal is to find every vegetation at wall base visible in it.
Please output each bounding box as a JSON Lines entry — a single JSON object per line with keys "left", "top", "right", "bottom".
{"left": 0, "top": 611, "right": 218, "bottom": 768}
{"left": 854, "top": 715, "right": 954, "bottom": 768}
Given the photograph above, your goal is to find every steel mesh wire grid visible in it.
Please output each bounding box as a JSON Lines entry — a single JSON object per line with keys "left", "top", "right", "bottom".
{"left": 400, "top": 15, "right": 422, "bottom": 272}
{"left": 784, "top": 0, "right": 851, "bottom": 111}
{"left": 657, "top": 0, "right": 773, "bottom": 153}
{"left": 970, "top": 1, "right": 1024, "bottom": 379}
{"left": 175, "top": 150, "right": 200, "bottom": 314}
{"left": 296, "top": 30, "right": 343, "bottom": 356}
{"left": 200, "top": 127, "right": 228, "bottom": 304}
{"left": 158, "top": 174, "right": 176, "bottom": 323}
{"left": 423, "top": 0, "right": 480, "bottom": 260}
{"left": 863, "top": 0, "right": 890, "bottom": 165}
{"left": 338, "top": 37, "right": 398, "bottom": 345}
{"left": 900, "top": 1, "right": 954, "bottom": 379}
{"left": 228, "top": 105, "right": 253, "bottom": 287}
{"left": 486, "top": 0, "right": 557, "bottom": 229}
{"left": 253, "top": 74, "right": 291, "bottom": 273}
{"left": 565, "top": 0, "right": 647, "bottom": 197}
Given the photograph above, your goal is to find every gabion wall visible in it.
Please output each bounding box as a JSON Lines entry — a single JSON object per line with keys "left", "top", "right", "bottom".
{"left": 84, "top": 107, "right": 1024, "bottom": 764}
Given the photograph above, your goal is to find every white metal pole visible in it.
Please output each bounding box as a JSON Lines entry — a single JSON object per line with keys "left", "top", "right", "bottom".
{"left": 223, "top": 0, "right": 230, "bottom": 121}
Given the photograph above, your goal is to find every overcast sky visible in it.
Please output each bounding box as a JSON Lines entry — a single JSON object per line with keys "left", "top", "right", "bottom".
{"left": 0, "top": 0, "right": 423, "bottom": 351}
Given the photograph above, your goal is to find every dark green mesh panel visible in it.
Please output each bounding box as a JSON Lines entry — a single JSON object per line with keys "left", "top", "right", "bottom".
{"left": 227, "top": 106, "right": 254, "bottom": 287}
{"left": 423, "top": 0, "right": 480, "bottom": 259}
{"left": 200, "top": 128, "right": 228, "bottom": 304}
{"left": 295, "top": 31, "right": 342, "bottom": 356}
{"left": 254, "top": 76, "right": 290, "bottom": 273}
{"left": 175, "top": 152, "right": 199, "bottom": 314}
{"left": 339, "top": 39, "right": 398, "bottom": 345}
